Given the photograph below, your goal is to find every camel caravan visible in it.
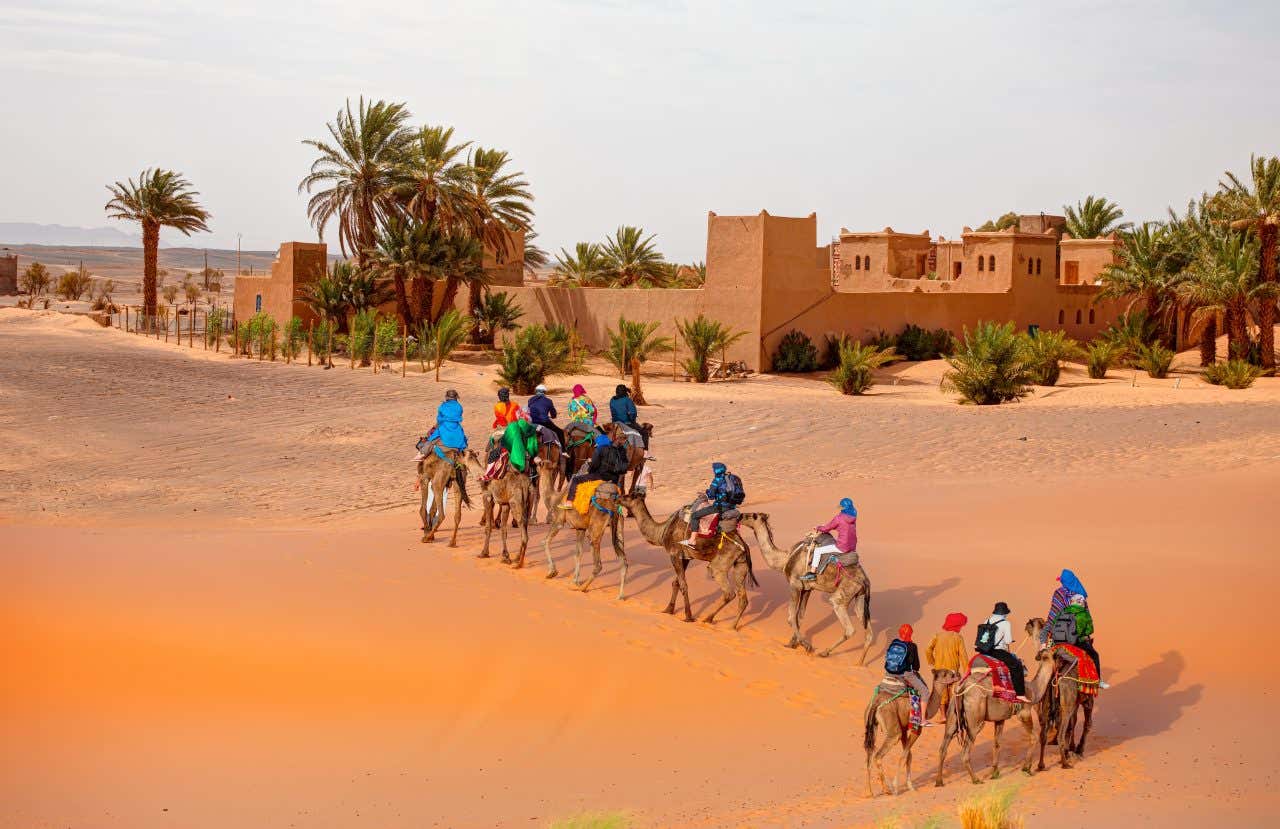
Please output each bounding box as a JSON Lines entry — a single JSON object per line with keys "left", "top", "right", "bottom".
{"left": 413, "top": 384, "right": 1106, "bottom": 797}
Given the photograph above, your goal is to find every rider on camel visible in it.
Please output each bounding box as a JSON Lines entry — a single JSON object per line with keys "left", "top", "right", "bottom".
{"left": 608, "top": 384, "right": 648, "bottom": 449}
{"left": 679, "top": 462, "right": 736, "bottom": 548}
{"left": 801, "top": 497, "right": 857, "bottom": 581}
{"left": 567, "top": 383, "right": 598, "bottom": 429}
{"left": 527, "top": 384, "right": 564, "bottom": 446}
{"left": 983, "top": 601, "right": 1030, "bottom": 703}
{"left": 492, "top": 387, "right": 524, "bottom": 430}
{"left": 415, "top": 388, "right": 467, "bottom": 459}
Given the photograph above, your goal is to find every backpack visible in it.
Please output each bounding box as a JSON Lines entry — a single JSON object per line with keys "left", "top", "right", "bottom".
{"left": 1050, "top": 613, "right": 1078, "bottom": 645}
{"left": 723, "top": 473, "right": 746, "bottom": 506}
{"left": 884, "top": 639, "right": 910, "bottom": 674}
{"left": 974, "top": 621, "right": 1001, "bottom": 654}
{"left": 602, "top": 445, "right": 631, "bottom": 478}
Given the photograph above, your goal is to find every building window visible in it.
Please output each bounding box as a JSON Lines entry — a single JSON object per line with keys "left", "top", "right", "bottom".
{"left": 255, "top": 294, "right": 262, "bottom": 312}
{"left": 1063, "top": 261, "right": 1080, "bottom": 285}
{"left": 854, "top": 256, "right": 860, "bottom": 271}
{"left": 1089, "top": 309, "right": 1095, "bottom": 324}
{"left": 978, "top": 256, "right": 985, "bottom": 272}
{"left": 1027, "top": 259, "right": 1033, "bottom": 275}
{"left": 1058, "top": 309, "right": 1065, "bottom": 324}
{"left": 988, "top": 254, "right": 996, "bottom": 271}
{"left": 954, "top": 262, "right": 963, "bottom": 279}
{"left": 1075, "top": 309, "right": 1082, "bottom": 324}
{"left": 865, "top": 256, "right": 872, "bottom": 270}
{"left": 1036, "top": 258, "right": 1042, "bottom": 275}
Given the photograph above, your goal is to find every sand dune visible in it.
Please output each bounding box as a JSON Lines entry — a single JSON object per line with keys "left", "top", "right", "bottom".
{"left": 2, "top": 308, "right": 1278, "bottom": 827}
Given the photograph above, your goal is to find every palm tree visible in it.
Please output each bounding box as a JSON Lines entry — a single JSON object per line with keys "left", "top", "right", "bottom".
{"left": 398, "top": 124, "right": 472, "bottom": 227}
{"left": 343, "top": 264, "right": 394, "bottom": 314}
{"left": 461, "top": 146, "right": 533, "bottom": 337}
{"left": 976, "top": 211, "right": 1019, "bottom": 232}
{"left": 303, "top": 264, "right": 352, "bottom": 333}
{"left": 368, "top": 217, "right": 478, "bottom": 326}
{"left": 472, "top": 291, "right": 523, "bottom": 346}
{"left": 549, "top": 242, "right": 607, "bottom": 287}
{"left": 298, "top": 98, "right": 412, "bottom": 263}
{"left": 676, "top": 314, "right": 746, "bottom": 383}
{"left": 606, "top": 317, "right": 673, "bottom": 404}
{"left": 1179, "top": 230, "right": 1272, "bottom": 363}
{"left": 1064, "top": 196, "right": 1129, "bottom": 239}
{"left": 104, "top": 168, "right": 211, "bottom": 317}
{"left": 1218, "top": 154, "right": 1280, "bottom": 369}
{"left": 523, "top": 230, "right": 550, "bottom": 278}
{"left": 1098, "top": 223, "right": 1184, "bottom": 343}
{"left": 601, "top": 226, "right": 668, "bottom": 287}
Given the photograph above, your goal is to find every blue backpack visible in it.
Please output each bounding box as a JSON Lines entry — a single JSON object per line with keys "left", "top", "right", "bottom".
{"left": 884, "top": 639, "right": 910, "bottom": 674}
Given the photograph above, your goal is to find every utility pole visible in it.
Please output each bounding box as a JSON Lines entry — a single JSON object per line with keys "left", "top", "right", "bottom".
{"left": 203, "top": 249, "right": 209, "bottom": 290}
{"left": 236, "top": 233, "right": 242, "bottom": 279}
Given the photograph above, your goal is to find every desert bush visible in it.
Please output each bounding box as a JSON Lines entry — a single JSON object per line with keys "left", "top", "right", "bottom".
{"left": 957, "top": 785, "right": 1023, "bottom": 829}
{"left": 472, "top": 290, "right": 523, "bottom": 346}
{"left": 162, "top": 284, "right": 180, "bottom": 305}
{"left": 309, "top": 318, "right": 336, "bottom": 364}
{"left": 281, "top": 316, "right": 305, "bottom": 361}
{"left": 183, "top": 279, "right": 203, "bottom": 304}
{"left": 1136, "top": 342, "right": 1174, "bottom": 378}
{"left": 895, "top": 324, "right": 955, "bottom": 361}
{"left": 821, "top": 333, "right": 851, "bottom": 369}
{"left": 235, "top": 319, "right": 252, "bottom": 355}
{"left": 545, "top": 322, "right": 585, "bottom": 372}
{"left": 827, "top": 340, "right": 902, "bottom": 395}
{"left": 19, "top": 262, "right": 51, "bottom": 298}
{"left": 56, "top": 266, "right": 94, "bottom": 301}
{"left": 1020, "top": 330, "right": 1083, "bottom": 386}
{"left": 548, "top": 812, "right": 632, "bottom": 829}
{"left": 349, "top": 308, "right": 378, "bottom": 366}
{"left": 498, "top": 324, "right": 571, "bottom": 394}
{"left": 205, "top": 307, "right": 226, "bottom": 349}
{"left": 374, "top": 317, "right": 401, "bottom": 363}
{"left": 1085, "top": 340, "right": 1122, "bottom": 379}
{"left": 771, "top": 329, "right": 820, "bottom": 372}
{"left": 1201, "top": 358, "right": 1261, "bottom": 389}
{"left": 676, "top": 314, "right": 746, "bottom": 383}
{"left": 247, "top": 312, "right": 277, "bottom": 359}
{"left": 1102, "top": 310, "right": 1159, "bottom": 363}
{"left": 415, "top": 309, "right": 472, "bottom": 372}
{"left": 941, "top": 321, "right": 1034, "bottom": 405}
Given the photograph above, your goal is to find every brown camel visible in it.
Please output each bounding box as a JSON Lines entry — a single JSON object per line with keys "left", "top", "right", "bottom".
{"left": 738, "top": 513, "right": 873, "bottom": 662}
{"left": 533, "top": 439, "right": 564, "bottom": 524}
{"left": 863, "top": 671, "right": 951, "bottom": 796}
{"left": 465, "top": 449, "right": 533, "bottom": 566}
{"left": 1026, "top": 617, "right": 1096, "bottom": 770}
{"left": 932, "top": 633, "right": 1054, "bottom": 786}
{"left": 563, "top": 422, "right": 597, "bottom": 480}
{"left": 542, "top": 482, "right": 629, "bottom": 598}
{"left": 415, "top": 449, "right": 471, "bottom": 546}
{"left": 601, "top": 421, "right": 653, "bottom": 494}
{"left": 617, "top": 492, "right": 758, "bottom": 629}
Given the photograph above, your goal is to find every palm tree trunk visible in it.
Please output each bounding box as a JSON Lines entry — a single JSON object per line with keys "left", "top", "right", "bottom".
{"left": 467, "top": 281, "right": 483, "bottom": 342}
{"left": 1227, "top": 304, "right": 1248, "bottom": 360}
{"left": 630, "top": 356, "right": 646, "bottom": 406}
{"left": 1258, "top": 223, "right": 1277, "bottom": 369}
{"left": 1199, "top": 315, "right": 1217, "bottom": 366}
{"left": 142, "top": 219, "right": 159, "bottom": 318}
{"left": 392, "top": 272, "right": 414, "bottom": 327}
{"left": 410, "top": 277, "right": 432, "bottom": 327}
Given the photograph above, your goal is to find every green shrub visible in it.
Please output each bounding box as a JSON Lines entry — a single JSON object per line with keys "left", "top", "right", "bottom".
{"left": 771, "top": 329, "right": 819, "bottom": 372}
{"left": 498, "top": 324, "right": 571, "bottom": 393}
{"left": 350, "top": 308, "right": 378, "bottom": 365}
{"left": 1103, "top": 310, "right": 1159, "bottom": 364}
{"left": 1020, "top": 330, "right": 1082, "bottom": 386}
{"left": 896, "top": 324, "right": 954, "bottom": 361}
{"left": 56, "top": 267, "right": 94, "bottom": 301}
{"left": 822, "top": 333, "right": 851, "bottom": 369}
{"left": 869, "top": 330, "right": 896, "bottom": 351}
{"left": 676, "top": 314, "right": 746, "bottom": 383}
{"left": 1085, "top": 340, "right": 1121, "bottom": 379}
{"left": 247, "top": 312, "right": 277, "bottom": 359}
{"left": 415, "top": 309, "right": 472, "bottom": 372}
{"left": 472, "top": 290, "right": 523, "bottom": 345}
{"left": 205, "top": 307, "right": 226, "bottom": 349}
{"left": 235, "top": 319, "right": 252, "bottom": 355}
{"left": 1136, "top": 343, "right": 1174, "bottom": 378}
{"left": 548, "top": 812, "right": 631, "bottom": 829}
{"left": 310, "top": 318, "right": 336, "bottom": 364}
{"left": 1201, "top": 359, "right": 1261, "bottom": 389}
{"left": 827, "top": 340, "right": 902, "bottom": 395}
{"left": 282, "top": 316, "right": 305, "bottom": 361}
{"left": 374, "top": 317, "right": 401, "bottom": 361}
{"left": 941, "top": 321, "right": 1034, "bottom": 405}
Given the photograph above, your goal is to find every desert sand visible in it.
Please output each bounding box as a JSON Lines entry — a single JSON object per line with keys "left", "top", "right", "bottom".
{"left": 2, "top": 307, "right": 1278, "bottom": 827}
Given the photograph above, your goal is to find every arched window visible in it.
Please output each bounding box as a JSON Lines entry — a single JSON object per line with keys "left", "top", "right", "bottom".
{"left": 978, "top": 256, "right": 985, "bottom": 272}
{"left": 988, "top": 254, "right": 996, "bottom": 271}
{"left": 255, "top": 295, "right": 262, "bottom": 313}
{"left": 1058, "top": 309, "right": 1065, "bottom": 324}
{"left": 854, "top": 256, "right": 861, "bottom": 271}
{"left": 866, "top": 256, "right": 872, "bottom": 270}
{"left": 1075, "top": 309, "right": 1082, "bottom": 324}
{"left": 1089, "top": 309, "right": 1095, "bottom": 324}
{"left": 1035, "top": 258, "right": 1042, "bottom": 275}
{"left": 1027, "top": 259, "right": 1033, "bottom": 275}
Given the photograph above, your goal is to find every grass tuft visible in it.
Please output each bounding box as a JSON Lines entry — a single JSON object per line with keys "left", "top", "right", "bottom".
{"left": 548, "top": 810, "right": 632, "bottom": 829}
{"left": 958, "top": 785, "right": 1024, "bottom": 829}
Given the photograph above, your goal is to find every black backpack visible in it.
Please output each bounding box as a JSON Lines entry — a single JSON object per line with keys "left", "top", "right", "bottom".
{"left": 723, "top": 473, "right": 746, "bottom": 506}
{"left": 1050, "top": 613, "right": 1078, "bottom": 645}
{"left": 975, "top": 621, "right": 1001, "bottom": 654}
{"left": 602, "top": 445, "right": 631, "bottom": 478}
{"left": 884, "top": 639, "right": 910, "bottom": 674}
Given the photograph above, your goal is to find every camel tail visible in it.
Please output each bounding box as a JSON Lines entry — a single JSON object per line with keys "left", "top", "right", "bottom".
{"left": 954, "top": 684, "right": 973, "bottom": 747}
{"left": 861, "top": 589, "right": 871, "bottom": 628}
{"left": 610, "top": 512, "right": 624, "bottom": 559}
{"left": 863, "top": 696, "right": 878, "bottom": 752}
{"left": 452, "top": 463, "right": 472, "bottom": 508}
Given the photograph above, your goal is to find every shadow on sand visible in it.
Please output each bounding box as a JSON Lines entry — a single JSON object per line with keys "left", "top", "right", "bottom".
{"left": 1095, "top": 649, "right": 1202, "bottom": 741}
{"left": 805, "top": 577, "right": 963, "bottom": 656}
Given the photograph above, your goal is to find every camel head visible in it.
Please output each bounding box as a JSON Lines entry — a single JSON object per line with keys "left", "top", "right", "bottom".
{"left": 737, "top": 512, "right": 770, "bottom": 529}
{"left": 1025, "top": 617, "right": 1046, "bottom": 641}
{"left": 930, "top": 668, "right": 961, "bottom": 688}
{"left": 617, "top": 491, "right": 645, "bottom": 512}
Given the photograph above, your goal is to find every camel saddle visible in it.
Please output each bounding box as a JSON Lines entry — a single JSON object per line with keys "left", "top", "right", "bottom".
{"left": 534, "top": 424, "right": 561, "bottom": 447}
{"left": 801, "top": 532, "right": 859, "bottom": 575}
{"left": 564, "top": 421, "right": 597, "bottom": 447}
{"left": 679, "top": 501, "right": 741, "bottom": 538}
{"left": 481, "top": 451, "right": 510, "bottom": 482}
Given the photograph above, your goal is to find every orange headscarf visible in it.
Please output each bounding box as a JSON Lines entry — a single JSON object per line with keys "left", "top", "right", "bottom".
{"left": 898, "top": 623, "right": 913, "bottom": 642}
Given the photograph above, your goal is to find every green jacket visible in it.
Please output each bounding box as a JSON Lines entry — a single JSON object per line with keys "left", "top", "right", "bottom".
{"left": 501, "top": 419, "right": 540, "bottom": 472}
{"left": 1063, "top": 604, "right": 1094, "bottom": 639}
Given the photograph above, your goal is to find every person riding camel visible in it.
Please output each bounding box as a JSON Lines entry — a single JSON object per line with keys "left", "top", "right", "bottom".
{"left": 977, "top": 601, "right": 1030, "bottom": 703}
{"left": 567, "top": 383, "right": 598, "bottom": 429}
{"left": 679, "top": 462, "right": 743, "bottom": 548}
{"left": 801, "top": 497, "right": 857, "bottom": 581}
{"left": 415, "top": 388, "right": 467, "bottom": 459}
{"left": 496, "top": 416, "right": 540, "bottom": 479}
{"left": 1051, "top": 593, "right": 1108, "bottom": 689}
{"left": 492, "top": 387, "right": 524, "bottom": 430}
{"left": 1043, "top": 568, "right": 1088, "bottom": 642}
{"left": 527, "top": 384, "right": 564, "bottom": 446}
{"left": 926, "top": 612, "right": 968, "bottom": 721}
{"left": 564, "top": 433, "right": 629, "bottom": 504}
{"left": 609, "top": 384, "right": 647, "bottom": 449}
{"left": 885, "top": 623, "right": 931, "bottom": 725}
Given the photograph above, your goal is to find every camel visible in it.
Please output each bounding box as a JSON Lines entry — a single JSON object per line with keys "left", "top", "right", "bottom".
{"left": 601, "top": 421, "right": 653, "bottom": 494}
{"left": 542, "top": 482, "right": 629, "bottom": 598}
{"left": 863, "top": 671, "right": 952, "bottom": 796}
{"left": 533, "top": 438, "right": 564, "bottom": 524}
{"left": 932, "top": 630, "right": 1054, "bottom": 786}
{"left": 415, "top": 449, "right": 471, "bottom": 546}
{"left": 737, "top": 513, "right": 873, "bottom": 661}
{"left": 1026, "top": 617, "right": 1096, "bottom": 770}
{"left": 617, "top": 492, "right": 758, "bottom": 629}
{"left": 464, "top": 449, "right": 533, "bottom": 566}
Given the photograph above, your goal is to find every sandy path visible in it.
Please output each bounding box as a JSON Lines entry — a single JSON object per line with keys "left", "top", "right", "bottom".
{"left": 2, "top": 308, "right": 1279, "bottom": 827}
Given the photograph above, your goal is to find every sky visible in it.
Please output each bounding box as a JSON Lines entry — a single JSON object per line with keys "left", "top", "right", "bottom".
{"left": 3, "top": 1, "right": 1279, "bottom": 261}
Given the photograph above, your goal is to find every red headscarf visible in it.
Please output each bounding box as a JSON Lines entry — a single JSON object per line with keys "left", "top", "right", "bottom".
{"left": 897, "top": 623, "right": 913, "bottom": 642}
{"left": 942, "top": 612, "right": 967, "bottom": 633}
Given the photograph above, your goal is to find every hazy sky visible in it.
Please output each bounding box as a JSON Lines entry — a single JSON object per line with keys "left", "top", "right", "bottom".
{"left": 4, "top": 1, "right": 1279, "bottom": 260}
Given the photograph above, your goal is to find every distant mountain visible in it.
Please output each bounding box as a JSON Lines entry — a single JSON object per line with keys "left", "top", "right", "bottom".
{"left": 0, "top": 222, "right": 174, "bottom": 248}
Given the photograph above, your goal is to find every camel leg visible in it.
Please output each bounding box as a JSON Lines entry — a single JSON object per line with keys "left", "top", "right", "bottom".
{"left": 675, "top": 558, "right": 694, "bottom": 622}
{"left": 662, "top": 555, "right": 680, "bottom": 614}
{"left": 795, "top": 590, "right": 815, "bottom": 653}
{"left": 478, "top": 495, "right": 494, "bottom": 558}
{"left": 514, "top": 496, "right": 529, "bottom": 568}
{"left": 1020, "top": 709, "right": 1037, "bottom": 776}
{"left": 542, "top": 515, "right": 561, "bottom": 579}
{"left": 961, "top": 716, "right": 983, "bottom": 784}
{"left": 700, "top": 560, "right": 735, "bottom": 624}
{"left": 934, "top": 720, "right": 954, "bottom": 788}
{"left": 616, "top": 550, "right": 629, "bottom": 601}
{"left": 581, "top": 535, "right": 602, "bottom": 593}
{"left": 873, "top": 717, "right": 897, "bottom": 796}
{"left": 497, "top": 504, "right": 512, "bottom": 564}
{"left": 785, "top": 587, "right": 803, "bottom": 649}
{"left": 571, "top": 529, "right": 584, "bottom": 585}
{"left": 902, "top": 731, "right": 918, "bottom": 793}
{"left": 730, "top": 559, "right": 750, "bottom": 630}
{"left": 1074, "top": 696, "right": 1094, "bottom": 757}
{"left": 447, "top": 479, "right": 462, "bottom": 548}
{"left": 853, "top": 591, "right": 874, "bottom": 667}
{"left": 1060, "top": 702, "right": 1077, "bottom": 769}
{"left": 419, "top": 481, "right": 432, "bottom": 543}
{"left": 990, "top": 720, "right": 1003, "bottom": 780}
{"left": 1036, "top": 706, "right": 1049, "bottom": 772}
{"left": 819, "top": 592, "right": 856, "bottom": 658}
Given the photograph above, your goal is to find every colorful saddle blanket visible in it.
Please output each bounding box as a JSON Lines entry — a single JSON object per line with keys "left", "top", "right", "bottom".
{"left": 965, "top": 654, "right": 1018, "bottom": 703}
{"left": 571, "top": 479, "right": 605, "bottom": 515}
{"left": 1053, "top": 644, "right": 1101, "bottom": 697}
{"left": 879, "top": 677, "right": 924, "bottom": 733}
{"left": 481, "top": 451, "right": 510, "bottom": 482}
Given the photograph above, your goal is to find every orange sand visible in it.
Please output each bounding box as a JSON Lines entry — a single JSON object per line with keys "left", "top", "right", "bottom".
{"left": 2, "top": 308, "right": 1278, "bottom": 827}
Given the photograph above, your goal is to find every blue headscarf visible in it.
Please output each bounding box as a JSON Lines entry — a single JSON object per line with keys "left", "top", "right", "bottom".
{"left": 595, "top": 434, "right": 611, "bottom": 448}
{"left": 839, "top": 497, "right": 857, "bottom": 518}
{"left": 712, "top": 462, "right": 727, "bottom": 476}
{"left": 1059, "top": 569, "right": 1087, "bottom": 599}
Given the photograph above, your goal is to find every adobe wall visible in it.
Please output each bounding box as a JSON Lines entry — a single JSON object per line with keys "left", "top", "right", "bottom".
{"left": 232, "top": 242, "right": 326, "bottom": 326}
{"left": 0, "top": 251, "right": 17, "bottom": 295}
{"left": 834, "top": 230, "right": 932, "bottom": 287}
{"left": 1059, "top": 238, "right": 1118, "bottom": 285}
{"left": 490, "top": 285, "right": 705, "bottom": 355}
